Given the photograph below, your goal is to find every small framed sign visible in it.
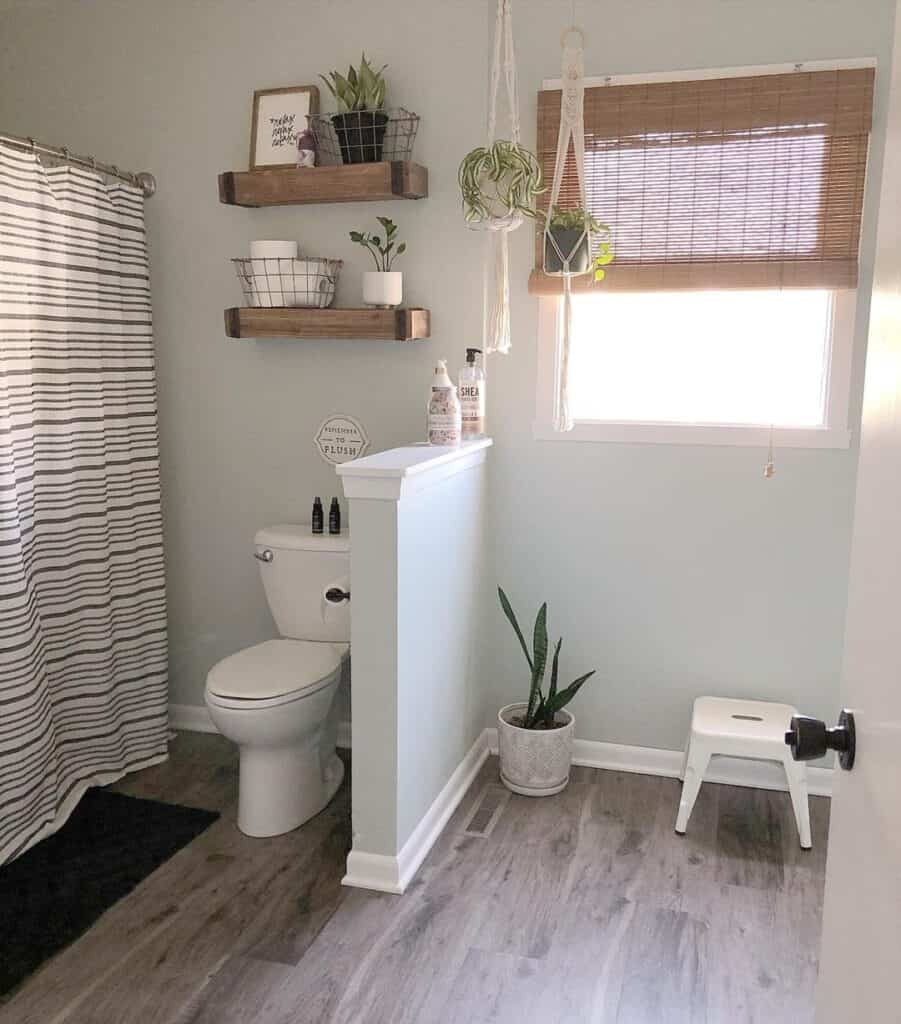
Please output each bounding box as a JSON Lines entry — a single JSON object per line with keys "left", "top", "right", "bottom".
{"left": 315, "top": 415, "right": 371, "bottom": 465}
{"left": 249, "top": 85, "right": 319, "bottom": 170}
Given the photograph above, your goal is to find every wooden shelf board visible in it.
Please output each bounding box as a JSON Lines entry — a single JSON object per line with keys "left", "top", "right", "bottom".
{"left": 224, "top": 307, "right": 430, "bottom": 341}
{"left": 218, "top": 162, "right": 428, "bottom": 207}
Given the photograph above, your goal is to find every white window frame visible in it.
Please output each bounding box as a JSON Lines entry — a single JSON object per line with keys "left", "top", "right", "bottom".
{"left": 533, "top": 58, "right": 872, "bottom": 451}
{"left": 534, "top": 291, "right": 855, "bottom": 449}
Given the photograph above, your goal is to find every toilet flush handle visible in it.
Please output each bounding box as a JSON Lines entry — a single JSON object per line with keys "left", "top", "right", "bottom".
{"left": 325, "top": 587, "right": 350, "bottom": 603}
{"left": 254, "top": 548, "right": 273, "bottom": 563}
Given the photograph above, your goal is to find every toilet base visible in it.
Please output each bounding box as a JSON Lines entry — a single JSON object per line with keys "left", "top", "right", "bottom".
{"left": 237, "top": 749, "right": 344, "bottom": 838}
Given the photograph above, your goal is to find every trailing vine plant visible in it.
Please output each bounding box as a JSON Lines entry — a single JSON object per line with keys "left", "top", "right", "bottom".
{"left": 458, "top": 140, "right": 545, "bottom": 224}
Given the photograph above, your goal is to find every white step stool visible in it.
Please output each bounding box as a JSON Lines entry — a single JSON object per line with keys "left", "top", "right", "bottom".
{"left": 675, "top": 696, "right": 812, "bottom": 849}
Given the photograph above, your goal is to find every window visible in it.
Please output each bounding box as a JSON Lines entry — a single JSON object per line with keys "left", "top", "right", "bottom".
{"left": 532, "top": 63, "right": 874, "bottom": 447}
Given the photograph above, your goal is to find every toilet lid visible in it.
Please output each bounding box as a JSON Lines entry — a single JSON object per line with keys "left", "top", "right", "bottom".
{"left": 206, "top": 639, "right": 348, "bottom": 701}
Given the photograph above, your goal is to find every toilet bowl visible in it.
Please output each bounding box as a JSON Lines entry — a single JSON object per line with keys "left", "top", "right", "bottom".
{"left": 204, "top": 525, "right": 351, "bottom": 837}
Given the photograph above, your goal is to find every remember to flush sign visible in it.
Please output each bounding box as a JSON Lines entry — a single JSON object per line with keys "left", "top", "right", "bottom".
{"left": 315, "top": 415, "right": 370, "bottom": 465}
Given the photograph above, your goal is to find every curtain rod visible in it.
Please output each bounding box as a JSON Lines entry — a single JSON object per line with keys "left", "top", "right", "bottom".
{"left": 0, "top": 131, "right": 156, "bottom": 198}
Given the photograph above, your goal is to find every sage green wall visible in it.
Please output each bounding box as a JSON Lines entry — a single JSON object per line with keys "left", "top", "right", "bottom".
{"left": 0, "top": 0, "right": 894, "bottom": 753}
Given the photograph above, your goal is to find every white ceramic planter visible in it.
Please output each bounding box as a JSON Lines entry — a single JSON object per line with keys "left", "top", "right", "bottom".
{"left": 497, "top": 702, "right": 574, "bottom": 796}
{"left": 363, "top": 271, "right": 402, "bottom": 308}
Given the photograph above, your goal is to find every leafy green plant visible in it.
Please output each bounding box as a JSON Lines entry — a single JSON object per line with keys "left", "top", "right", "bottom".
{"left": 544, "top": 205, "right": 605, "bottom": 233}
{"left": 320, "top": 53, "right": 387, "bottom": 113}
{"left": 592, "top": 241, "right": 615, "bottom": 282}
{"left": 349, "top": 216, "right": 406, "bottom": 271}
{"left": 543, "top": 205, "right": 615, "bottom": 282}
{"left": 497, "top": 586, "right": 596, "bottom": 729}
{"left": 458, "top": 141, "right": 545, "bottom": 223}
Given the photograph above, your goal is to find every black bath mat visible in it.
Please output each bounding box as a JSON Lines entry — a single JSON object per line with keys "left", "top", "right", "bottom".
{"left": 0, "top": 789, "right": 219, "bottom": 996}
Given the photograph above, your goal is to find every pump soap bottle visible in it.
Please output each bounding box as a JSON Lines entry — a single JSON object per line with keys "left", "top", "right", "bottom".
{"left": 427, "top": 359, "right": 462, "bottom": 446}
{"left": 459, "top": 347, "right": 486, "bottom": 440}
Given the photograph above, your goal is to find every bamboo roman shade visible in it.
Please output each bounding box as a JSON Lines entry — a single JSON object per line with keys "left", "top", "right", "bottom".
{"left": 530, "top": 68, "right": 875, "bottom": 293}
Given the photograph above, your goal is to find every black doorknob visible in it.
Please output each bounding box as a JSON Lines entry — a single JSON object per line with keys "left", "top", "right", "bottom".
{"left": 784, "top": 709, "right": 856, "bottom": 770}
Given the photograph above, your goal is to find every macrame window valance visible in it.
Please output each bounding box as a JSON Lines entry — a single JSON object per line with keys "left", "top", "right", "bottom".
{"left": 529, "top": 67, "right": 875, "bottom": 294}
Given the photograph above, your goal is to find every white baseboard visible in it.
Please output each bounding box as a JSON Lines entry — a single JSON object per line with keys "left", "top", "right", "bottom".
{"left": 170, "top": 706, "right": 832, "bottom": 797}
{"left": 169, "top": 703, "right": 217, "bottom": 734}
{"left": 342, "top": 730, "right": 491, "bottom": 895}
{"left": 484, "top": 728, "right": 833, "bottom": 798}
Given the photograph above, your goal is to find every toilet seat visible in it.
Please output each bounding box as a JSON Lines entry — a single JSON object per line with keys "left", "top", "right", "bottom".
{"left": 206, "top": 639, "right": 348, "bottom": 708}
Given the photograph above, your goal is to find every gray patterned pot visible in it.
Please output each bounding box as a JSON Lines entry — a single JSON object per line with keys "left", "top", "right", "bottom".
{"left": 497, "top": 702, "right": 574, "bottom": 796}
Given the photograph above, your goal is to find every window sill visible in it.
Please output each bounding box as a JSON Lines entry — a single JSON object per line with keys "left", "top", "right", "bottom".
{"left": 532, "top": 421, "right": 852, "bottom": 449}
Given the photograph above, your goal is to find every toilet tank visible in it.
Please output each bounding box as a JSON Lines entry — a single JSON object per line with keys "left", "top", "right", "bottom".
{"left": 254, "top": 524, "right": 350, "bottom": 643}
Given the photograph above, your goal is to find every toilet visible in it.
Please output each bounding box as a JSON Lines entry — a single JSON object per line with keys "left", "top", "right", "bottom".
{"left": 204, "top": 524, "right": 350, "bottom": 837}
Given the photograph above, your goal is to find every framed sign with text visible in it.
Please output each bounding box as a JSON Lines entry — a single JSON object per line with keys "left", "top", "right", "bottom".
{"left": 249, "top": 85, "right": 319, "bottom": 170}
{"left": 315, "top": 415, "right": 370, "bottom": 465}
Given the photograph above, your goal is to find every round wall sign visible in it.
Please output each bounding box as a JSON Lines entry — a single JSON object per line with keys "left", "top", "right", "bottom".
{"left": 315, "top": 414, "right": 371, "bottom": 465}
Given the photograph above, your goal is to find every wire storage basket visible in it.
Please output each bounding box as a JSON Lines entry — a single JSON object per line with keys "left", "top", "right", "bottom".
{"left": 232, "top": 257, "right": 342, "bottom": 308}
{"left": 309, "top": 108, "right": 420, "bottom": 165}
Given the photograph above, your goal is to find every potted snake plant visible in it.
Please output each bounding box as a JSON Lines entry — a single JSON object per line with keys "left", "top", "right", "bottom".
{"left": 320, "top": 54, "right": 389, "bottom": 164}
{"left": 496, "top": 587, "right": 597, "bottom": 796}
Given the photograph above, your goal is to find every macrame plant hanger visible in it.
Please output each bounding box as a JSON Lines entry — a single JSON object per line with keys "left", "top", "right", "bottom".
{"left": 544, "top": 26, "right": 590, "bottom": 431}
{"left": 481, "top": 0, "right": 523, "bottom": 356}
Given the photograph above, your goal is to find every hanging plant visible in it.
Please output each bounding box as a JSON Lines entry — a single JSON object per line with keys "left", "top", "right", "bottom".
{"left": 458, "top": 140, "right": 544, "bottom": 226}
{"left": 542, "top": 205, "right": 615, "bottom": 280}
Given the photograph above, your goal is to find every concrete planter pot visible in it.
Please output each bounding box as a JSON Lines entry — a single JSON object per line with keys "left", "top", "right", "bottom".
{"left": 497, "top": 702, "right": 574, "bottom": 796}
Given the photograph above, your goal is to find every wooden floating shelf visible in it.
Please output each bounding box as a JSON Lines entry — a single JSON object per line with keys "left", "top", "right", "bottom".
{"left": 224, "top": 307, "right": 431, "bottom": 342}
{"left": 218, "top": 161, "right": 428, "bottom": 207}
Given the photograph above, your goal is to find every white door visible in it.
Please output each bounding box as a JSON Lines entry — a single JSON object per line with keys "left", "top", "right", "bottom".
{"left": 814, "top": 8, "right": 901, "bottom": 1021}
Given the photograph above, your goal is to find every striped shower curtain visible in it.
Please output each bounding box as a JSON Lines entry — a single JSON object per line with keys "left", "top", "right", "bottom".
{"left": 0, "top": 143, "right": 168, "bottom": 865}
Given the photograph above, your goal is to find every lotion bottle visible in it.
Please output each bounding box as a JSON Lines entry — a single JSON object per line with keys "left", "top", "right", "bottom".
{"left": 427, "top": 359, "right": 462, "bottom": 446}
{"left": 459, "top": 347, "right": 486, "bottom": 440}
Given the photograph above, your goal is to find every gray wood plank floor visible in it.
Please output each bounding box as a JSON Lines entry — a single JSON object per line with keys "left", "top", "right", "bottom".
{"left": 0, "top": 732, "right": 828, "bottom": 1024}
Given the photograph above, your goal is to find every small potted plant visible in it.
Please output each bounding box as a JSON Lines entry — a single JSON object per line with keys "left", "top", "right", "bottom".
{"left": 320, "top": 54, "right": 388, "bottom": 164}
{"left": 495, "top": 587, "right": 597, "bottom": 796}
{"left": 543, "top": 205, "right": 614, "bottom": 279}
{"left": 349, "top": 216, "right": 406, "bottom": 308}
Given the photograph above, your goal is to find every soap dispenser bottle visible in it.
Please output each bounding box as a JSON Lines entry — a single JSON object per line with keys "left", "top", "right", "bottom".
{"left": 459, "top": 347, "right": 485, "bottom": 440}
{"left": 427, "top": 359, "right": 462, "bottom": 447}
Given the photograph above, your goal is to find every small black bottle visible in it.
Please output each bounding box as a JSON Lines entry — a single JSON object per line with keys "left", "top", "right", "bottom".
{"left": 328, "top": 497, "right": 341, "bottom": 535}
{"left": 311, "top": 497, "right": 324, "bottom": 534}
